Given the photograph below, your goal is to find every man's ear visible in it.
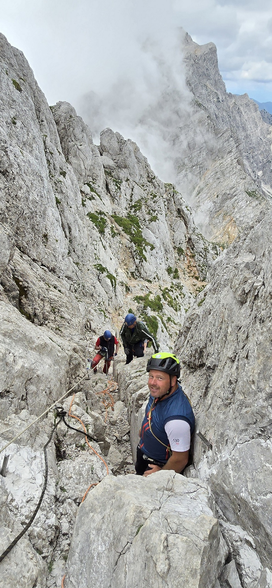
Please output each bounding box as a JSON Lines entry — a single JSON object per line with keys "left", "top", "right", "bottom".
{"left": 171, "top": 375, "right": 177, "bottom": 387}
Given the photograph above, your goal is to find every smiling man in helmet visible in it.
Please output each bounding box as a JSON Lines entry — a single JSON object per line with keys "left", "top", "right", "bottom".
{"left": 135, "top": 352, "right": 195, "bottom": 476}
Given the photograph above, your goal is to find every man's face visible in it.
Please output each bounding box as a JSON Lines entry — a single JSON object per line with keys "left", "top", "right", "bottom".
{"left": 127, "top": 321, "right": 136, "bottom": 329}
{"left": 148, "top": 369, "right": 174, "bottom": 398}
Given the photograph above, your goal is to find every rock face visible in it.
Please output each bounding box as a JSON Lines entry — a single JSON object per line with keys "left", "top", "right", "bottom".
{"left": 0, "top": 300, "right": 74, "bottom": 418}
{"left": 82, "top": 31, "right": 272, "bottom": 244}
{"left": 0, "top": 371, "right": 134, "bottom": 587}
{"left": 114, "top": 352, "right": 272, "bottom": 588}
{"left": 83, "top": 31, "right": 271, "bottom": 245}
{"left": 175, "top": 34, "right": 272, "bottom": 243}
{"left": 65, "top": 472, "right": 228, "bottom": 588}
{"left": 259, "top": 108, "right": 272, "bottom": 126}
{"left": 0, "top": 30, "right": 218, "bottom": 426}
{"left": 175, "top": 208, "right": 272, "bottom": 585}
{"left": 183, "top": 35, "right": 272, "bottom": 188}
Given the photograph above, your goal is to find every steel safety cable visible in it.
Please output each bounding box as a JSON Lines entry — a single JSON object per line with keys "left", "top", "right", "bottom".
{"left": 0, "top": 418, "right": 61, "bottom": 563}
{"left": 0, "top": 373, "right": 88, "bottom": 455}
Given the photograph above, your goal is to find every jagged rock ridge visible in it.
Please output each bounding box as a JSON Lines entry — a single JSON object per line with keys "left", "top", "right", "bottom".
{"left": 181, "top": 34, "right": 272, "bottom": 242}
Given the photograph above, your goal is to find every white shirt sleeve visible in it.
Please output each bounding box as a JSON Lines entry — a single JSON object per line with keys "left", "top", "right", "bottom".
{"left": 164, "top": 419, "right": 191, "bottom": 452}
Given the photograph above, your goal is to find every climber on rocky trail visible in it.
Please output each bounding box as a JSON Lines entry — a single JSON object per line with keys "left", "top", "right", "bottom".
{"left": 135, "top": 352, "right": 195, "bottom": 476}
{"left": 91, "top": 330, "right": 119, "bottom": 374}
{"left": 120, "top": 313, "right": 159, "bottom": 364}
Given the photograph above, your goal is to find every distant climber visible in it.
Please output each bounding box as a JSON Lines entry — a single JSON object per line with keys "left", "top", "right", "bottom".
{"left": 135, "top": 352, "right": 195, "bottom": 476}
{"left": 120, "top": 313, "right": 159, "bottom": 364}
{"left": 91, "top": 330, "right": 119, "bottom": 374}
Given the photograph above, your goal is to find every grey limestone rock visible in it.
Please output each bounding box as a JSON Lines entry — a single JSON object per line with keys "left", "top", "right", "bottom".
{"left": 181, "top": 34, "right": 272, "bottom": 241}
{"left": 64, "top": 471, "right": 228, "bottom": 588}
{"left": 0, "top": 300, "right": 73, "bottom": 418}
{"left": 0, "top": 527, "right": 47, "bottom": 588}
{"left": 176, "top": 209, "right": 272, "bottom": 574}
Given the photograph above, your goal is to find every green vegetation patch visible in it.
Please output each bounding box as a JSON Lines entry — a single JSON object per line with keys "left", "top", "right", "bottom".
{"left": 87, "top": 211, "right": 107, "bottom": 235}
{"left": 94, "top": 263, "right": 116, "bottom": 289}
{"left": 120, "top": 281, "right": 130, "bottom": 293}
{"left": 166, "top": 266, "right": 179, "bottom": 279}
{"left": 131, "top": 199, "right": 142, "bottom": 212}
{"left": 173, "top": 283, "right": 185, "bottom": 299}
{"left": 85, "top": 183, "right": 102, "bottom": 200}
{"left": 110, "top": 225, "right": 118, "bottom": 238}
{"left": 12, "top": 79, "right": 22, "bottom": 92}
{"left": 166, "top": 316, "right": 175, "bottom": 323}
{"left": 164, "top": 182, "right": 178, "bottom": 194}
{"left": 161, "top": 287, "right": 180, "bottom": 312}
{"left": 245, "top": 190, "right": 261, "bottom": 200}
{"left": 112, "top": 214, "right": 154, "bottom": 261}
{"left": 136, "top": 525, "right": 144, "bottom": 536}
{"left": 141, "top": 312, "right": 159, "bottom": 338}
{"left": 173, "top": 268, "right": 179, "bottom": 279}
{"left": 105, "top": 170, "right": 122, "bottom": 190}
{"left": 134, "top": 292, "right": 163, "bottom": 312}
{"left": 195, "top": 285, "right": 206, "bottom": 294}
{"left": 176, "top": 247, "right": 184, "bottom": 257}
{"left": 197, "top": 298, "right": 205, "bottom": 307}
{"left": 148, "top": 214, "right": 158, "bottom": 223}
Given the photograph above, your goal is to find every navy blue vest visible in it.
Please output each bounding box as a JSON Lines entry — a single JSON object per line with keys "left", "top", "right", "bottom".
{"left": 99, "top": 335, "right": 115, "bottom": 358}
{"left": 139, "top": 384, "right": 195, "bottom": 463}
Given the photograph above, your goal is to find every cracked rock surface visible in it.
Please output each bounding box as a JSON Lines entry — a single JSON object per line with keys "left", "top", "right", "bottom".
{"left": 64, "top": 471, "right": 228, "bottom": 588}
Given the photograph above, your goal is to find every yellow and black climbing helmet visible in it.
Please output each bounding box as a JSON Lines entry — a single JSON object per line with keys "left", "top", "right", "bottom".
{"left": 146, "top": 352, "right": 180, "bottom": 377}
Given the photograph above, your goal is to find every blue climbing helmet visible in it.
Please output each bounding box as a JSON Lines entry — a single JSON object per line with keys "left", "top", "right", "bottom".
{"left": 104, "top": 330, "right": 112, "bottom": 340}
{"left": 125, "top": 313, "right": 136, "bottom": 326}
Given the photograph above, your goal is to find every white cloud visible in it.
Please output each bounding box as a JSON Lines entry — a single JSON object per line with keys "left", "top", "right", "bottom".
{"left": 241, "top": 62, "right": 272, "bottom": 83}
{"left": 1, "top": 0, "right": 272, "bottom": 108}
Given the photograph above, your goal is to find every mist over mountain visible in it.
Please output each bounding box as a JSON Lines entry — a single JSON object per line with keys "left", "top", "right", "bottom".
{"left": 79, "top": 31, "right": 272, "bottom": 243}
{"left": 1, "top": 29, "right": 272, "bottom": 588}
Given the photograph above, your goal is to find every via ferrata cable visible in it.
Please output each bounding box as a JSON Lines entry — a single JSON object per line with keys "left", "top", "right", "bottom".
{"left": 0, "top": 373, "right": 88, "bottom": 455}
{"left": 0, "top": 418, "right": 61, "bottom": 563}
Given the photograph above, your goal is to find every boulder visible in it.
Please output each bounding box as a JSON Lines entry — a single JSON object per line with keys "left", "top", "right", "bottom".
{"left": 64, "top": 471, "right": 228, "bottom": 588}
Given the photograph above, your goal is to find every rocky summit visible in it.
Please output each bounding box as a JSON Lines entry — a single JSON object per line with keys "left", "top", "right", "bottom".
{"left": 0, "top": 29, "right": 272, "bottom": 588}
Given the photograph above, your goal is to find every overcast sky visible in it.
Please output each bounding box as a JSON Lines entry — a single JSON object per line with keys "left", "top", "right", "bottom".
{"left": 1, "top": 0, "right": 272, "bottom": 162}
{"left": 2, "top": 0, "right": 272, "bottom": 103}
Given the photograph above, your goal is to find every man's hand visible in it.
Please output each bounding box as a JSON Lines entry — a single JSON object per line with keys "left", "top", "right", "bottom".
{"left": 143, "top": 464, "right": 161, "bottom": 477}
{"left": 143, "top": 451, "right": 189, "bottom": 477}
